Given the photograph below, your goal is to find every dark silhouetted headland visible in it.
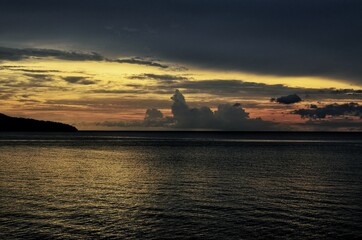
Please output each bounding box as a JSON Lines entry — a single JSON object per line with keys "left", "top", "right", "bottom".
{"left": 0, "top": 113, "right": 78, "bottom": 132}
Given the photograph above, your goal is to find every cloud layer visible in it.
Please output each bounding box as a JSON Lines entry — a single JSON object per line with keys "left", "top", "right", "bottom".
{"left": 293, "top": 102, "right": 362, "bottom": 119}
{"left": 0, "top": 47, "right": 173, "bottom": 69}
{"left": 0, "top": 47, "right": 103, "bottom": 61}
{"left": 146, "top": 89, "right": 276, "bottom": 130}
{"left": 114, "top": 57, "right": 169, "bottom": 69}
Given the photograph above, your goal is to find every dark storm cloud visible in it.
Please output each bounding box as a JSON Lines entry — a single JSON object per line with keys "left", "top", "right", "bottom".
{"left": 1, "top": 0, "right": 361, "bottom": 83}
{"left": 271, "top": 94, "right": 302, "bottom": 104}
{"left": 293, "top": 102, "right": 362, "bottom": 119}
{"left": 62, "top": 76, "right": 97, "bottom": 85}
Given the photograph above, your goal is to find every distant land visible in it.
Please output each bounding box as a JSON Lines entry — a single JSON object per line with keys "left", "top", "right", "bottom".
{"left": 0, "top": 113, "right": 78, "bottom": 132}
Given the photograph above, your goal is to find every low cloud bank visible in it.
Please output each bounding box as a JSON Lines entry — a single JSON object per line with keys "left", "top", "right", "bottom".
{"left": 97, "top": 89, "right": 277, "bottom": 130}
{"left": 147, "top": 89, "right": 276, "bottom": 130}
{"left": 293, "top": 102, "right": 362, "bottom": 119}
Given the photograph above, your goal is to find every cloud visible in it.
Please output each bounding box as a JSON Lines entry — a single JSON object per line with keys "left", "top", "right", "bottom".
{"left": 113, "top": 57, "right": 169, "bottom": 69}
{"left": 148, "top": 78, "right": 362, "bottom": 100}
{"left": 329, "top": 89, "right": 362, "bottom": 95}
{"left": 144, "top": 108, "right": 163, "bottom": 120}
{"left": 91, "top": 89, "right": 144, "bottom": 94}
{"left": 172, "top": 80, "right": 293, "bottom": 97}
{"left": 0, "top": 74, "right": 71, "bottom": 91}
{"left": 0, "top": 46, "right": 179, "bottom": 70}
{"left": 96, "top": 120, "right": 143, "bottom": 128}
{"left": 0, "top": 93, "right": 13, "bottom": 100}
{"left": 24, "top": 73, "right": 53, "bottom": 81}
{"left": 293, "top": 102, "right": 362, "bottom": 119}
{"left": 271, "top": 94, "right": 302, "bottom": 104}
{"left": 0, "top": 65, "right": 61, "bottom": 73}
{"left": 151, "top": 89, "right": 276, "bottom": 130}
{"left": 170, "top": 89, "right": 215, "bottom": 128}
{"left": 44, "top": 98, "right": 172, "bottom": 111}
{"left": 94, "top": 89, "right": 277, "bottom": 130}
{"left": 113, "top": 77, "right": 362, "bottom": 101}
{"left": 17, "top": 98, "right": 41, "bottom": 103}
{"left": 0, "top": 46, "right": 104, "bottom": 61}
{"left": 144, "top": 108, "right": 174, "bottom": 127}
{"left": 128, "top": 73, "right": 190, "bottom": 82}
{"left": 62, "top": 76, "right": 97, "bottom": 85}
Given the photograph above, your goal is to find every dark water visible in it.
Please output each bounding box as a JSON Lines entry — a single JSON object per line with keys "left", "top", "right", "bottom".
{"left": 0, "top": 132, "right": 361, "bottom": 239}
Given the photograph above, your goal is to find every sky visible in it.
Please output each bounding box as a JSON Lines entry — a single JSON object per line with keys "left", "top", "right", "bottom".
{"left": 0, "top": 0, "right": 362, "bottom": 131}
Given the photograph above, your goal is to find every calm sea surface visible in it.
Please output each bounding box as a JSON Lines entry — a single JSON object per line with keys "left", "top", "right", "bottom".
{"left": 0, "top": 132, "right": 361, "bottom": 239}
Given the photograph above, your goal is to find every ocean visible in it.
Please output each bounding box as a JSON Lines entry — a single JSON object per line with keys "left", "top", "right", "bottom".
{"left": 0, "top": 132, "right": 361, "bottom": 239}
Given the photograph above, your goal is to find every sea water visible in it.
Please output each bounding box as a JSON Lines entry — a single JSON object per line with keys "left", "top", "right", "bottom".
{"left": 0, "top": 132, "right": 361, "bottom": 239}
